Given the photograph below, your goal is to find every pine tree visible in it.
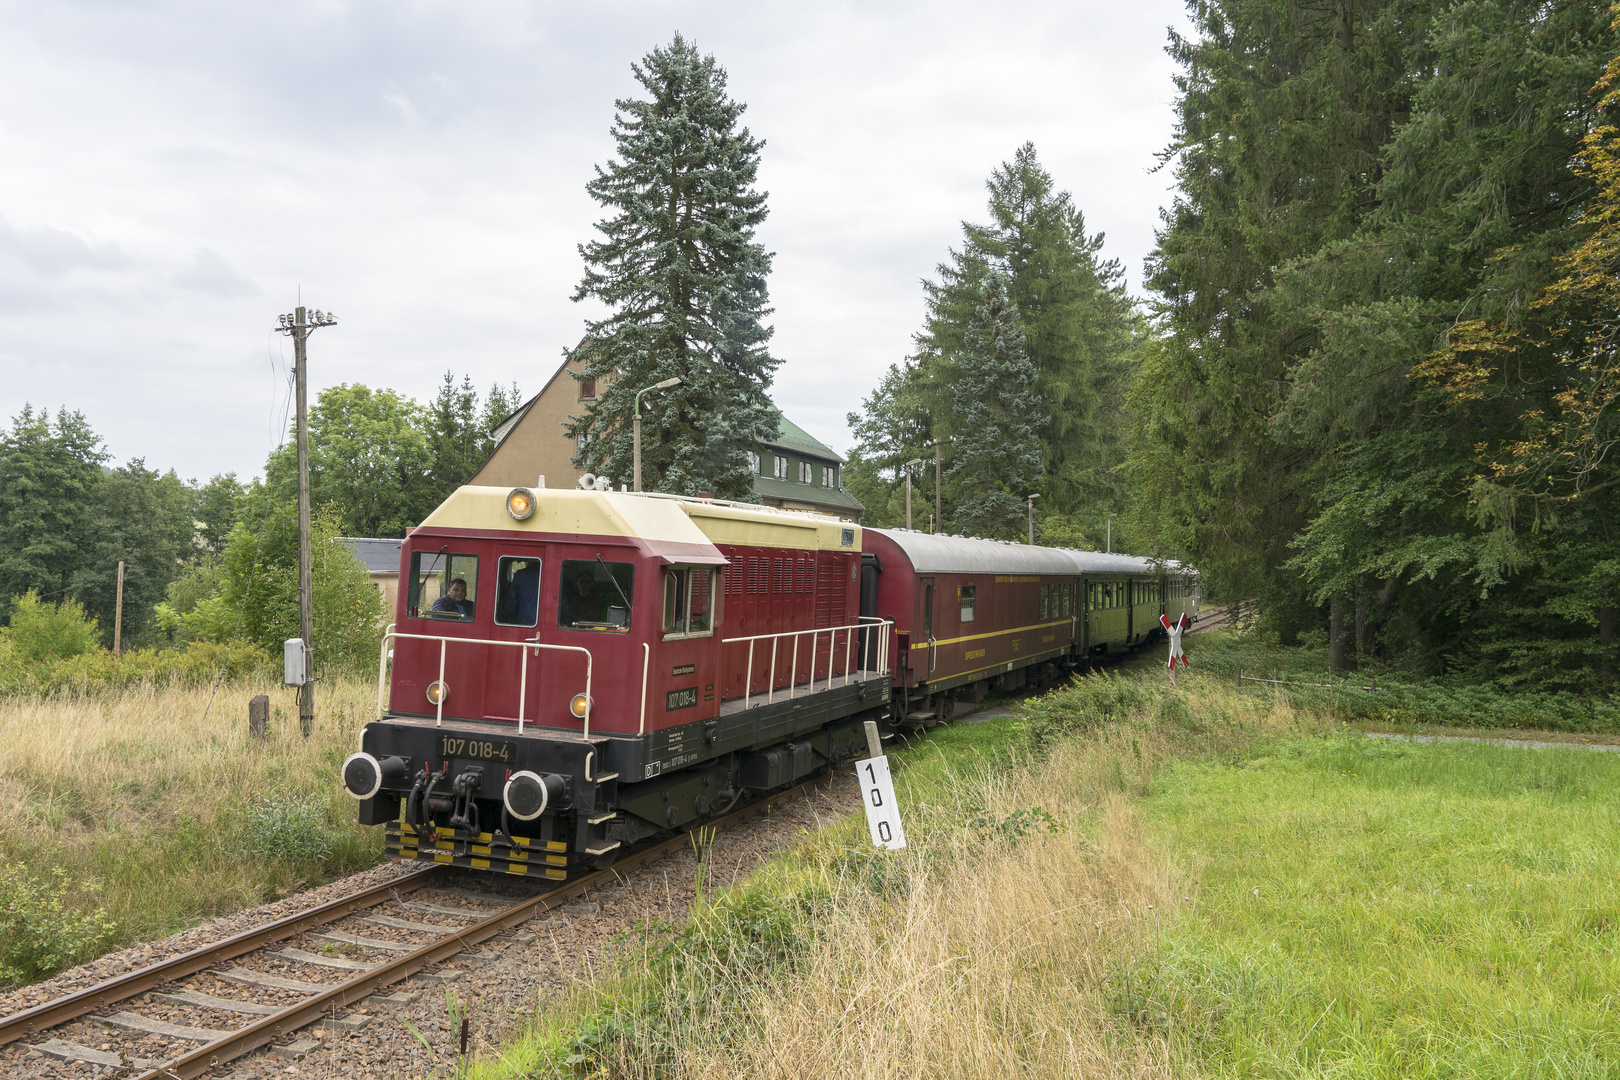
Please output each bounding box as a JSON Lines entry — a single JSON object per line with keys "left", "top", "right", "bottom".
{"left": 566, "top": 35, "right": 779, "bottom": 498}
{"left": 923, "top": 144, "right": 1135, "bottom": 523}
{"left": 946, "top": 274, "right": 1045, "bottom": 539}
{"left": 847, "top": 145, "right": 1135, "bottom": 535}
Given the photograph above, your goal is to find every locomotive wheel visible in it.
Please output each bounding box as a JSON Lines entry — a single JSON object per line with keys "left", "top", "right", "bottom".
{"left": 592, "top": 848, "right": 621, "bottom": 870}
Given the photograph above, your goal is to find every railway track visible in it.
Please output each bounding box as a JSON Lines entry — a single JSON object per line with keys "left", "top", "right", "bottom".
{"left": 1, "top": 777, "right": 822, "bottom": 1079}
{"left": 1186, "top": 605, "right": 1235, "bottom": 635}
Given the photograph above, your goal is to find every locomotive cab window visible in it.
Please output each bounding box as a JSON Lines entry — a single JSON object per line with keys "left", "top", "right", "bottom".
{"left": 960, "top": 584, "right": 976, "bottom": 623}
{"left": 495, "top": 556, "right": 541, "bottom": 627}
{"left": 662, "top": 567, "right": 715, "bottom": 639}
{"left": 409, "top": 552, "right": 478, "bottom": 622}
{"left": 558, "top": 559, "right": 635, "bottom": 632}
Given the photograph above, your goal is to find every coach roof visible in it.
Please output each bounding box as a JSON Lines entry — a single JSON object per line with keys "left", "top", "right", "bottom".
{"left": 868, "top": 529, "right": 1081, "bottom": 576}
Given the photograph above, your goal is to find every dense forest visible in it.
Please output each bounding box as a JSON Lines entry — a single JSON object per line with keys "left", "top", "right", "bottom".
{"left": 848, "top": 0, "right": 1620, "bottom": 691}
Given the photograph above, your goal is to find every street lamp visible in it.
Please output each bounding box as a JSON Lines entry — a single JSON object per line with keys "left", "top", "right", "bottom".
{"left": 903, "top": 458, "right": 924, "bottom": 529}
{"left": 1106, "top": 512, "right": 1118, "bottom": 553}
{"left": 632, "top": 377, "right": 683, "bottom": 492}
{"left": 1027, "top": 493, "right": 1041, "bottom": 546}
{"left": 930, "top": 437, "right": 947, "bottom": 534}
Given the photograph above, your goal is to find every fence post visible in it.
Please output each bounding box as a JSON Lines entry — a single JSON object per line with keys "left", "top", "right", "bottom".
{"left": 248, "top": 694, "right": 269, "bottom": 740}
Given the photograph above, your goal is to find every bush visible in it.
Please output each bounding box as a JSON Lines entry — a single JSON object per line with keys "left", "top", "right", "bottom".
{"left": 0, "top": 860, "right": 116, "bottom": 987}
{"left": 2, "top": 590, "right": 100, "bottom": 663}
{"left": 240, "top": 791, "right": 334, "bottom": 863}
{"left": 0, "top": 637, "right": 268, "bottom": 697}
{"left": 1019, "top": 670, "right": 1156, "bottom": 756}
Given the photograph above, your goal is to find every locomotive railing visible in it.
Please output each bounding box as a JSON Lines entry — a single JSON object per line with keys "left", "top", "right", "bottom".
{"left": 722, "top": 617, "right": 892, "bottom": 710}
{"left": 376, "top": 625, "right": 595, "bottom": 738}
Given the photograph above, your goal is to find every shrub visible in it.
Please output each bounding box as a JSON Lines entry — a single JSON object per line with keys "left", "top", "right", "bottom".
{"left": 0, "top": 638, "right": 268, "bottom": 697}
{"left": 1019, "top": 670, "right": 1156, "bottom": 756}
{"left": 2, "top": 590, "right": 100, "bottom": 663}
{"left": 240, "top": 791, "right": 334, "bottom": 863}
{"left": 0, "top": 860, "right": 116, "bottom": 987}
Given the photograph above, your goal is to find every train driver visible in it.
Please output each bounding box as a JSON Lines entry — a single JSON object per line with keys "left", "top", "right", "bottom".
{"left": 431, "top": 577, "right": 474, "bottom": 619}
{"left": 560, "top": 569, "right": 602, "bottom": 626}
{"left": 500, "top": 560, "right": 541, "bottom": 625}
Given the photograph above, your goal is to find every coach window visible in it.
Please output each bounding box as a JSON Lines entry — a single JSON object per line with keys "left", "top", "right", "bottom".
{"left": 409, "top": 552, "right": 478, "bottom": 622}
{"left": 558, "top": 559, "right": 635, "bottom": 632}
{"left": 494, "top": 557, "right": 541, "bottom": 627}
{"left": 960, "top": 584, "right": 976, "bottom": 623}
{"left": 662, "top": 567, "right": 715, "bottom": 638}
{"left": 1039, "top": 584, "right": 1049, "bottom": 620}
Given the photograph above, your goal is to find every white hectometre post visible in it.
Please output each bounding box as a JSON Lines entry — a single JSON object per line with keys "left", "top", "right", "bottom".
{"left": 857, "top": 720, "right": 905, "bottom": 850}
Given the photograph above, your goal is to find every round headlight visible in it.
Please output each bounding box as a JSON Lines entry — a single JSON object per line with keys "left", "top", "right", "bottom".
{"left": 341, "top": 752, "right": 382, "bottom": 800}
{"left": 569, "top": 693, "right": 592, "bottom": 719}
{"left": 506, "top": 487, "right": 536, "bottom": 521}
{"left": 426, "top": 680, "right": 449, "bottom": 706}
{"left": 504, "top": 771, "right": 551, "bottom": 821}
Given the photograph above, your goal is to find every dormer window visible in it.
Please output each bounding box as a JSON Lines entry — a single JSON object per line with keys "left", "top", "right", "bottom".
{"left": 822, "top": 465, "right": 834, "bottom": 487}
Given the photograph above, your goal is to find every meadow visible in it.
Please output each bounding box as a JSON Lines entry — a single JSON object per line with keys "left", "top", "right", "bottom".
{"left": 468, "top": 635, "right": 1620, "bottom": 1080}
{"left": 0, "top": 673, "right": 385, "bottom": 985}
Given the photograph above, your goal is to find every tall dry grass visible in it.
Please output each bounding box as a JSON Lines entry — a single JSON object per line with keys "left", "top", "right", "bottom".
{"left": 480, "top": 671, "right": 1296, "bottom": 1080}
{"left": 0, "top": 672, "right": 386, "bottom": 964}
{"left": 683, "top": 808, "right": 1182, "bottom": 1077}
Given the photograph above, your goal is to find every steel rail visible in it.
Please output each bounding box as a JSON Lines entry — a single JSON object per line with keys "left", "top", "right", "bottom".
{"left": 126, "top": 776, "right": 824, "bottom": 1080}
{"left": 0, "top": 866, "right": 443, "bottom": 1048}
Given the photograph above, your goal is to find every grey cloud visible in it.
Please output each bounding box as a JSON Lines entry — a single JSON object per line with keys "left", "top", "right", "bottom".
{"left": 0, "top": 217, "right": 132, "bottom": 276}
{"left": 171, "top": 248, "right": 258, "bottom": 298}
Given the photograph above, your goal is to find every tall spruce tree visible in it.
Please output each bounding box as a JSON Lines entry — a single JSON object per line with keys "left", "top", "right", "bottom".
{"left": 566, "top": 35, "right": 779, "bottom": 498}
{"left": 921, "top": 145, "right": 1135, "bottom": 524}
{"left": 846, "top": 146, "right": 1136, "bottom": 536}
{"left": 946, "top": 274, "right": 1045, "bottom": 539}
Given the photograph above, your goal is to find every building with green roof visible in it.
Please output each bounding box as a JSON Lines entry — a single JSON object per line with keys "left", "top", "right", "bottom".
{"left": 749, "top": 410, "right": 864, "bottom": 522}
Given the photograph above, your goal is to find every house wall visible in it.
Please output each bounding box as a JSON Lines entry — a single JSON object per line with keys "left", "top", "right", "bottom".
{"left": 469, "top": 355, "right": 604, "bottom": 489}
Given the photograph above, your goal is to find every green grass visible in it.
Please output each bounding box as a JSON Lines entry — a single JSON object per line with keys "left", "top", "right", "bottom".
{"left": 1142, "top": 734, "right": 1620, "bottom": 1077}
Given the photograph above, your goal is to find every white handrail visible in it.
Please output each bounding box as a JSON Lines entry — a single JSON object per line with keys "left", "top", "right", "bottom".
{"left": 638, "top": 643, "right": 650, "bottom": 735}
{"left": 376, "top": 630, "right": 594, "bottom": 737}
{"left": 722, "top": 618, "right": 891, "bottom": 710}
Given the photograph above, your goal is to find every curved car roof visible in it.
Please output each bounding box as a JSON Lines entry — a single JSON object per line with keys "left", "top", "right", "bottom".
{"left": 869, "top": 529, "right": 1194, "bottom": 578}
{"left": 869, "top": 529, "right": 1091, "bottom": 575}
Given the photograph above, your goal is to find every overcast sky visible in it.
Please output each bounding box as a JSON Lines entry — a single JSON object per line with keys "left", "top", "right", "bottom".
{"left": 1, "top": 1, "right": 1192, "bottom": 484}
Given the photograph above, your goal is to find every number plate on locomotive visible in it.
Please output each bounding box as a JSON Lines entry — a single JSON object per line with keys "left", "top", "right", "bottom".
{"left": 437, "top": 735, "right": 516, "bottom": 763}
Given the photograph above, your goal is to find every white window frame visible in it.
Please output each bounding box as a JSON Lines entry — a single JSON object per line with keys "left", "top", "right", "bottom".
{"left": 661, "top": 566, "right": 717, "bottom": 640}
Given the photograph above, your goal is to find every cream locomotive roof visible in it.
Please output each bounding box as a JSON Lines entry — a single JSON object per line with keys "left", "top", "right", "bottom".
{"left": 415, "top": 486, "right": 858, "bottom": 555}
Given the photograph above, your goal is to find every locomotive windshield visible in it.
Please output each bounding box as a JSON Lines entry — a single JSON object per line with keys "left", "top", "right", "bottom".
{"left": 558, "top": 559, "right": 634, "bottom": 632}
{"left": 408, "top": 551, "right": 478, "bottom": 621}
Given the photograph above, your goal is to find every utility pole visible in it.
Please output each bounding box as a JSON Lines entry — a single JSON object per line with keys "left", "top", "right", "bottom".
{"left": 276, "top": 304, "right": 337, "bottom": 738}
{"left": 1027, "top": 493, "right": 1041, "bottom": 546}
{"left": 113, "top": 561, "right": 124, "bottom": 657}
{"left": 632, "top": 377, "right": 683, "bottom": 492}
{"left": 903, "top": 458, "right": 923, "bottom": 530}
{"left": 1106, "top": 512, "right": 1117, "bottom": 554}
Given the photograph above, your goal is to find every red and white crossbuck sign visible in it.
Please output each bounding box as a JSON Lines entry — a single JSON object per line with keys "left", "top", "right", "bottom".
{"left": 1161, "top": 613, "right": 1190, "bottom": 671}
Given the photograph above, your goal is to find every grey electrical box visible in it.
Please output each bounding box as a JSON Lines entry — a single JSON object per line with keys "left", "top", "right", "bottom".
{"left": 284, "top": 638, "right": 308, "bottom": 686}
